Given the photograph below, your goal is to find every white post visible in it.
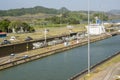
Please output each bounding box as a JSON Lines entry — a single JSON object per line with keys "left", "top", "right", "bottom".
{"left": 10, "top": 54, "right": 15, "bottom": 62}
{"left": 87, "top": 0, "right": 90, "bottom": 74}
{"left": 44, "top": 28, "right": 47, "bottom": 44}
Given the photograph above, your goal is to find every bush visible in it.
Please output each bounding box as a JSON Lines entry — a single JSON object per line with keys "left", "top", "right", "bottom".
{"left": 29, "top": 27, "right": 35, "bottom": 32}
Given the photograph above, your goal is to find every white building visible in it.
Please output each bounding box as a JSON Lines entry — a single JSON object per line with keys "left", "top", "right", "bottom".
{"left": 86, "top": 17, "right": 106, "bottom": 35}
{"left": 86, "top": 24, "right": 106, "bottom": 35}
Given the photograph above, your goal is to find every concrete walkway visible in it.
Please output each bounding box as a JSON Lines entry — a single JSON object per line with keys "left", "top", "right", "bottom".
{"left": 75, "top": 62, "right": 120, "bottom": 80}
{"left": 91, "top": 62, "right": 120, "bottom": 80}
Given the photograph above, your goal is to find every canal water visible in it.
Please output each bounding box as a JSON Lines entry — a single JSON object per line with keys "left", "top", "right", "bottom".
{"left": 0, "top": 35, "right": 120, "bottom": 80}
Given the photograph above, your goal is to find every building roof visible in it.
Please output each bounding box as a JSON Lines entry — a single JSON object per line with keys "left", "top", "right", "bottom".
{"left": 0, "top": 32, "right": 6, "bottom": 34}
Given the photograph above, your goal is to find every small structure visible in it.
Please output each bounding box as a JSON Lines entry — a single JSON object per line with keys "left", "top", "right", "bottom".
{"left": 86, "top": 17, "right": 106, "bottom": 35}
{"left": 10, "top": 36, "right": 16, "bottom": 41}
{"left": 86, "top": 24, "right": 106, "bottom": 35}
{"left": 0, "top": 32, "right": 7, "bottom": 38}
{"left": 67, "top": 25, "right": 74, "bottom": 33}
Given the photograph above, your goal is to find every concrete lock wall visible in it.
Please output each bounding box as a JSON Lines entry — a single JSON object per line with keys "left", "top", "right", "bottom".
{"left": 0, "top": 33, "right": 73, "bottom": 57}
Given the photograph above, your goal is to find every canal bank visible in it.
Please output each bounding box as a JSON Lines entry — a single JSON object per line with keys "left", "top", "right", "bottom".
{"left": 69, "top": 51, "right": 120, "bottom": 80}
{"left": 90, "top": 58, "right": 120, "bottom": 80}
{"left": 0, "top": 35, "right": 119, "bottom": 80}
{"left": 0, "top": 33, "right": 112, "bottom": 70}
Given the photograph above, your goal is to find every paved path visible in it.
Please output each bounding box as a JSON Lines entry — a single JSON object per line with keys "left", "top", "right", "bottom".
{"left": 91, "top": 62, "right": 120, "bottom": 80}
{"left": 75, "top": 62, "right": 120, "bottom": 80}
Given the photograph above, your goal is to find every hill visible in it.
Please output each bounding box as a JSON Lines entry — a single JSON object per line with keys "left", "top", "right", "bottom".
{"left": 0, "top": 6, "right": 70, "bottom": 16}
{"left": 107, "top": 10, "right": 120, "bottom": 19}
{"left": 108, "top": 9, "right": 120, "bottom": 15}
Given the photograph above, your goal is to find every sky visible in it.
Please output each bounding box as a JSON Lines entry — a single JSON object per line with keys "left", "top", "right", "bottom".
{"left": 0, "top": 0, "right": 120, "bottom": 11}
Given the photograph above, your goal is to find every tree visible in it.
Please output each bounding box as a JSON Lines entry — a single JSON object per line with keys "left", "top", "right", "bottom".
{"left": 9, "top": 21, "right": 22, "bottom": 33}
{"left": 0, "top": 19, "right": 10, "bottom": 32}
{"left": 9, "top": 21, "right": 35, "bottom": 33}
{"left": 92, "top": 13, "right": 108, "bottom": 21}
{"left": 21, "top": 22, "right": 35, "bottom": 32}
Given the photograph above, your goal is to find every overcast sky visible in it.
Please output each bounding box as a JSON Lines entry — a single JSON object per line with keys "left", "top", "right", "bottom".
{"left": 0, "top": 0, "right": 119, "bottom": 11}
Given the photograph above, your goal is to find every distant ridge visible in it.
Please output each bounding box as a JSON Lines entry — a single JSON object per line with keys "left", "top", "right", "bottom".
{"left": 108, "top": 9, "right": 120, "bottom": 15}
{"left": 0, "top": 6, "right": 70, "bottom": 16}
{"left": 0, "top": 6, "right": 119, "bottom": 20}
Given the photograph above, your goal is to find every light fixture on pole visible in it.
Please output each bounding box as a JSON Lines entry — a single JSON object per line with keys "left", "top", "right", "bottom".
{"left": 44, "top": 28, "right": 47, "bottom": 44}
{"left": 87, "top": 0, "right": 90, "bottom": 75}
{"left": 44, "top": 28, "right": 49, "bottom": 44}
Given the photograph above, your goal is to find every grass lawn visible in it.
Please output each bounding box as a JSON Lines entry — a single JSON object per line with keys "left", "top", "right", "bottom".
{"left": 0, "top": 24, "right": 86, "bottom": 43}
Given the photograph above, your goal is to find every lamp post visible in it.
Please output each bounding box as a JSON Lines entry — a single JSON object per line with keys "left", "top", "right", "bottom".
{"left": 44, "top": 28, "right": 49, "bottom": 45}
{"left": 44, "top": 28, "right": 47, "bottom": 44}
{"left": 26, "top": 42, "right": 29, "bottom": 53}
{"left": 87, "top": 0, "right": 90, "bottom": 75}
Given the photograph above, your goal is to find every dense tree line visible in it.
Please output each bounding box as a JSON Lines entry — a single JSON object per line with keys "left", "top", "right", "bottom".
{"left": 45, "top": 12, "right": 108, "bottom": 24}
{"left": 0, "top": 19, "right": 35, "bottom": 33}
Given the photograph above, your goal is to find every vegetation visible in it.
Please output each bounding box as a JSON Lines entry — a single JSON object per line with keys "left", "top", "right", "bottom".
{"left": 0, "top": 6, "right": 59, "bottom": 16}
{"left": 0, "top": 6, "right": 119, "bottom": 21}
{"left": 0, "top": 25, "right": 85, "bottom": 42}
{"left": 0, "top": 6, "right": 110, "bottom": 32}
{"left": 0, "top": 19, "right": 35, "bottom": 33}
{"left": 0, "top": 19, "right": 10, "bottom": 32}
{"left": 44, "top": 11, "right": 108, "bottom": 25}
{"left": 0, "top": 6, "right": 70, "bottom": 17}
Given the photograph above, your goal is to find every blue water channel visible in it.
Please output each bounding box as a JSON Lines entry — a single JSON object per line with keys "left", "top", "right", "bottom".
{"left": 0, "top": 35, "right": 120, "bottom": 80}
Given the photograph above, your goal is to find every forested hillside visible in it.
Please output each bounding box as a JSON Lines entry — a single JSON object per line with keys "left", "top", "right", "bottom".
{"left": 0, "top": 6, "right": 68, "bottom": 16}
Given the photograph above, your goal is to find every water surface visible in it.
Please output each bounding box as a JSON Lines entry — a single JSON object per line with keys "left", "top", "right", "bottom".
{"left": 0, "top": 35, "right": 120, "bottom": 80}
